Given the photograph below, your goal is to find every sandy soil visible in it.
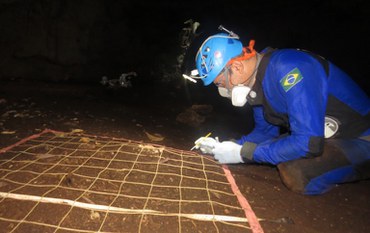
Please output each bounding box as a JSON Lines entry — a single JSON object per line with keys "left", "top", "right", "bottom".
{"left": 0, "top": 80, "right": 369, "bottom": 233}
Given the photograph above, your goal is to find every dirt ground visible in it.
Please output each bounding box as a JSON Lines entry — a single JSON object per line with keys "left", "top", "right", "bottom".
{"left": 0, "top": 80, "right": 369, "bottom": 233}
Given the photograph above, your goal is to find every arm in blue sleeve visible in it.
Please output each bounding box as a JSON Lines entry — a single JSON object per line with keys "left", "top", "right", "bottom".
{"left": 253, "top": 61, "right": 327, "bottom": 165}
{"left": 237, "top": 106, "right": 279, "bottom": 144}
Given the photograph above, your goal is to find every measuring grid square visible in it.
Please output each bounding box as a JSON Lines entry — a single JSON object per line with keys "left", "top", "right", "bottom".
{"left": 0, "top": 129, "right": 262, "bottom": 232}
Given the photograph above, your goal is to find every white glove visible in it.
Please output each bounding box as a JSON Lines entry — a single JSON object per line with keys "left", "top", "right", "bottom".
{"left": 212, "top": 141, "right": 244, "bottom": 164}
{"left": 193, "top": 137, "right": 219, "bottom": 154}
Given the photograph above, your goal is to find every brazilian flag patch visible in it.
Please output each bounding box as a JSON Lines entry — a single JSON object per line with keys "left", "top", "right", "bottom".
{"left": 280, "top": 68, "right": 303, "bottom": 92}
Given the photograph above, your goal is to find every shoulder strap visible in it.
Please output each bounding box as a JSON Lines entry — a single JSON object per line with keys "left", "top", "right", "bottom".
{"left": 250, "top": 48, "right": 290, "bottom": 128}
{"left": 247, "top": 47, "right": 275, "bottom": 106}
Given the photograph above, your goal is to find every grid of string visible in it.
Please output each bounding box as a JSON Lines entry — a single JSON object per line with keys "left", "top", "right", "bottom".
{"left": 0, "top": 131, "right": 251, "bottom": 232}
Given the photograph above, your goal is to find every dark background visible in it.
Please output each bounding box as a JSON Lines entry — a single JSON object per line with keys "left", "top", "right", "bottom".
{"left": 1, "top": 3, "right": 370, "bottom": 233}
{"left": 0, "top": 0, "right": 369, "bottom": 91}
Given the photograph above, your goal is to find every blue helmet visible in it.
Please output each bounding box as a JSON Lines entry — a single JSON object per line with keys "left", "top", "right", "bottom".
{"left": 195, "top": 33, "right": 243, "bottom": 86}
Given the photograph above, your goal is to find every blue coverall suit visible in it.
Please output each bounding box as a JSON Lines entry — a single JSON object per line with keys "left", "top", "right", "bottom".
{"left": 237, "top": 48, "right": 370, "bottom": 195}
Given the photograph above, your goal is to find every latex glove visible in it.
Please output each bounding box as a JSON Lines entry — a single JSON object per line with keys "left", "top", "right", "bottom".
{"left": 212, "top": 141, "right": 244, "bottom": 164}
{"left": 193, "top": 137, "right": 219, "bottom": 154}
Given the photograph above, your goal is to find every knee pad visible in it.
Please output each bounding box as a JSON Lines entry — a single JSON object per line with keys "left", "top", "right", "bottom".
{"left": 278, "top": 139, "right": 370, "bottom": 195}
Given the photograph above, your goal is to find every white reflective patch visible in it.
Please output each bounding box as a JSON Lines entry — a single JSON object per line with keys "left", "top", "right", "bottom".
{"left": 324, "top": 116, "right": 340, "bottom": 138}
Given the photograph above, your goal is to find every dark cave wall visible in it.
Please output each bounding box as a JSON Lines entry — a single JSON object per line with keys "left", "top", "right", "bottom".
{"left": 0, "top": 0, "right": 369, "bottom": 89}
{"left": 0, "top": 0, "right": 186, "bottom": 84}
{"left": 1, "top": 0, "right": 109, "bottom": 81}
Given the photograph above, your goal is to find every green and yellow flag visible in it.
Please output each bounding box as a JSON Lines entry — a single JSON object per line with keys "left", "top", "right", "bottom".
{"left": 280, "top": 68, "right": 303, "bottom": 92}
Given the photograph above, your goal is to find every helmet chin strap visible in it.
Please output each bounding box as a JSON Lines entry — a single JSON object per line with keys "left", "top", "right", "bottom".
{"left": 242, "top": 66, "right": 258, "bottom": 87}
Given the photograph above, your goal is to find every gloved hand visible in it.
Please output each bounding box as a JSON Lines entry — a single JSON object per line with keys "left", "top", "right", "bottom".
{"left": 193, "top": 136, "right": 219, "bottom": 154}
{"left": 212, "top": 141, "right": 244, "bottom": 164}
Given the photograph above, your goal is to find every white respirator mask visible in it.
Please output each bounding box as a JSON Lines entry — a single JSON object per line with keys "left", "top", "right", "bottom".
{"left": 218, "top": 84, "right": 253, "bottom": 107}
{"left": 231, "top": 85, "right": 252, "bottom": 107}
